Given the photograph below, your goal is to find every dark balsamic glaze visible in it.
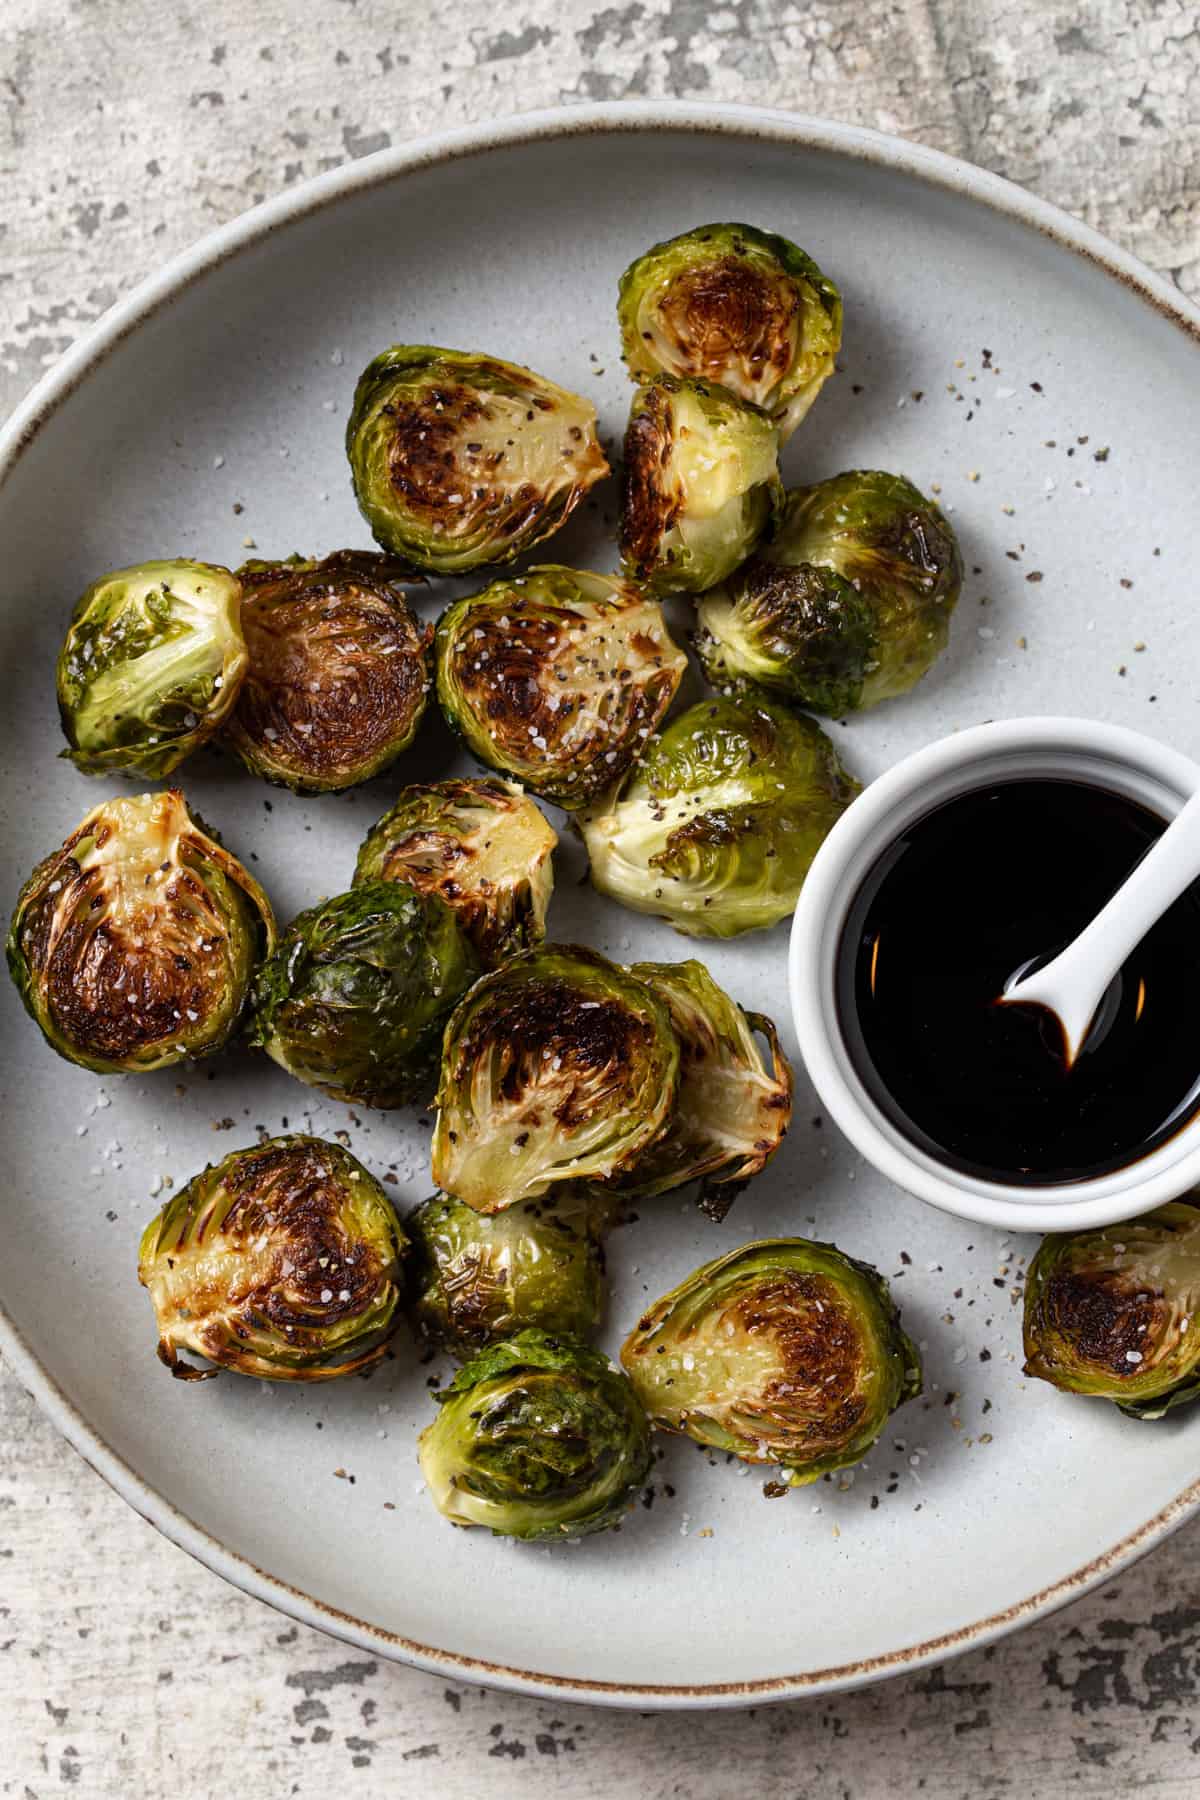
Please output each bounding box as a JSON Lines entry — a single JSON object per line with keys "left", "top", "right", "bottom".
{"left": 836, "top": 778, "right": 1200, "bottom": 1186}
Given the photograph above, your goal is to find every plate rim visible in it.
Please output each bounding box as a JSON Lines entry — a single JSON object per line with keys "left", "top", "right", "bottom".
{"left": 3, "top": 99, "right": 1200, "bottom": 1710}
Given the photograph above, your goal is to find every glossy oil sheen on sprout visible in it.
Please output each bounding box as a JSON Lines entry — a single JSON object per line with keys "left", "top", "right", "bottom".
{"left": 432, "top": 943, "right": 679, "bottom": 1212}
{"left": 581, "top": 688, "right": 859, "bottom": 937}
{"left": 434, "top": 566, "right": 686, "bottom": 810}
{"left": 346, "top": 346, "right": 609, "bottom": 574}
{"left": 6, "top": 789, "right": 275, "bottom": 1074}
{"left": 225, "top": 551, "right": 431, "bottom": 792}
{"left": 617, "top": 223, "right": 842, "bottom": 441}
{"left": 418, "top": 1329, "right": 652, "bottom": 1539}
{"left": 622, "top": 1238, "right": 921, "bottom": 1485}
{"left": 138, "top": 1134, "right": 406, "bottom": 1380}
{"left": 355, "top": 777, "right": 556, "bottom": 967}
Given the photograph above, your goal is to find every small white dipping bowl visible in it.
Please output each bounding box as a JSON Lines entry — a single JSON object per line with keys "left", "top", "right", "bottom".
{"left": 789, "top": 716, "right": 1200, "bottom": 1233}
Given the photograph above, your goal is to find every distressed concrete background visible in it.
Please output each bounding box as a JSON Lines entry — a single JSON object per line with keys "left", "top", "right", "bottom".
{"left": 2, "top": 0, "right": 1199, "bottom": 1793}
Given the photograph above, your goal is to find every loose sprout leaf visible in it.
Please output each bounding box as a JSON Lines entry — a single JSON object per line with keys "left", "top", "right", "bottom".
{"left": 580, "top": 688, "right": 859, "bottom": 938}
{"left": 434, "top": 565, "right": 686, "bottom": 811}
{"left": 249, "top": 880, "right": 479, "bottom": 1109}
{"left": 418, "top": 1328, "right": 652, "bottom": 1538}
{"left": 698, "top": 471, "right": 963, "bottom": 714}
{"left": 6, "top": 789, "right": 275, "bottom": 1074}
{"left": 346, "top": 346, "right": 609, "bottom": 575}
{"left": 225, "top": 550, "right": 431, "bottom": 792}
{"left": 617, "top": 223, "right": 842, "bottom": 441}
{"left": 612, "top": 960, "right": 793, "bottom": 1213}
{"left": 620, "top": 376, "right": 782, "bottom": 597}
{"left": 56, "top": 559, "right": 247, "bottom": 779}
{"left": 622, "top": 1237, "right": 921, "bottom": 1485}
{"left": 407, "top": 1186, "right": 610, "bottom": 1359}
{"left": 432, "top": 943, "right": 680, "bottom": 1212}
{"left": 355, "top": 776, "right": 556, "bottom": 968}
{"left": 138, "top": 1134, "right": 406, "bottom": 1381}
{"left": 1023, "top": 1200, "right": 1200, "bottom": 1416}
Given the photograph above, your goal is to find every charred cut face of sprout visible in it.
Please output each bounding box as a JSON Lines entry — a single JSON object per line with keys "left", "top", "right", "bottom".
{"left": 56, "top": 560, "right": 247, "bottom": 778}
{"left": 434, "top": 567, "right": 686, "bottom": 811}
{"left": 432, "top": 944, "right": 679, "bottom": 1212}
{"left": 354, "top": 778, "right": 555, "bottom": 968}
{"left": 6, "top": 790, "right": 275, "bottom": 1074}
{"left": 613, "top": 961, "right": 792, "bottom": 1219}
{"left": 620, "top": 376, "right": 781, "bottom": 597}
{"left": 696, "top": 472, "right": 964, "bottom": 714}
{"left": 346, "top": 346, "right": 609, "bottom": 574}
{"left": 418, "top": 1329, "right": 652, "bottom": 1539}
{"left": 581, "top": 690, "right": 859, "bottom": 938}
{"left": 138, "top": 1134, "right": 406, "bottom": 1381}
{"left": 407, "top": 1187, "right": 612, "bottom": 1359}
{"left": 622, "top": 1238, "right": 921, "bottom": 1485}
{"left": 249, "top": 881, "right": 478, "bottom": 1108}
{"left": 617, "top": 223, "right": 843, "bottom": 441}
{"left": 224, "top": 551, "right": 430, "bottom": 792}
{"left": 1023, "top": 1203, "right": 1200, "bottom": 1419}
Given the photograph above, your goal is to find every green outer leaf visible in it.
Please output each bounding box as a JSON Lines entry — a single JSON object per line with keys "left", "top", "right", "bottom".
{"left": 6, "top": 789, "right": 275, "bottom": 1075}
{"left": 622, "top": 1237, "right": 921, "bottom": 1486}
{"left": 248, "top": 880, "right": 479, "bottom": 1108}
{"left": 406, "top": 1187, "right": 609, "bottom": 1360}
{"left": 345, "top": 346, "right": 608, "bottom": 574}
{"left": 580, "top": 687, "right": 860, "bottom": 938}
{"left": 137, "top": 1133, "right": 406, "bottom": 1381}
{"left": 432, "top": 942, "right": 680, "bottom": 1211}
{"left": 56, "top": 559, "right": 247, "bottom": 779}
{"left": 695, "top": 560, "right": 878, "bottom": 717}
{"left": 418, "top": 1328, "right": 652, "bottom": 1539}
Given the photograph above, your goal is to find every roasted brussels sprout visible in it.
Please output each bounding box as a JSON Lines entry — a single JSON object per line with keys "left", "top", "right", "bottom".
{"left": 7, "top": 789, "right": 275, "bottom": 1074}
{"left": 249, "top": 881, "right": 478, "bottom": 1108}
{"left": 56, "top": 559, "right": 247, "bottom": 778}
{"left": 620, "top": 376, "right": 781, "bottom": 597}
{"left": 613, "top": 961, "right": 792, "bottom": 1218}
{"left": 418, "top": 1329, "right": 652, "bottom": 1538}
{"left": 224, "top": 551, "right": 430, "bottom": 792}
{"left": 434, "top": 566, "right": 686, "bottom": 811}
{"left": 617, "top": 223, "right": 843, "bottom": 440}
{"left": 432, "top": 944, "right": 679, "bottom": 1212}
{"left": 407, "top": 1187, "right": 611, "bottom": 1358}
{"left": 138, "top": 1134, "right": 406, "bottom": 1381}
{"left": 354, "top": 778, "right": 555, "bottom": 968}
{"left": 581, "top": 689, "right": 859, "bottom": 938}
{"left": 1023, "top": 1203, "right": 1200, "bottom": 1418}
{"left": 697, "top": 472, "right": 963, "bottom": 714}
{"left": 346, "top": 346, "right": 609, "bottom": 574}
{"left": 622, "top": 1238, "right": 921, "bottom": 1484}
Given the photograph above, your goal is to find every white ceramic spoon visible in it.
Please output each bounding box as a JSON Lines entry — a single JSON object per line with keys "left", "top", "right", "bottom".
{"left": 1000, "top": 785, "right": 1200, "bottom": 1066}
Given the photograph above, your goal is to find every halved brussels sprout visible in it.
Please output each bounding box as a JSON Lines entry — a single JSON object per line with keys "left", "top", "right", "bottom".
{"left": 622, "top": 1238, "right": 921, "bottom": 1485}
{"left": 56, "top": 559, "right": 247, "bottom": 778}
{"left": 432, "top": 944, "right": 679, "bottom": 1212}
{"left": 249, "top": 881, "right": 478, "bottom": 1108}
{"left": 224, "top": 551, "right": 431, "bottom": 792}
{"left": 580, "top": 689, "right": 859, "bottom": 938}
{"left": 696, "top": 472, "right": 964, "bottom": 714}
{"left": 418, "top": 1329, "right": 652, "bottom": 1538}
{"left": 138, "top": 1134, "right": 406, "bottom": 1381}
{"left": 613, "top": 961, "right": 793, "bottom": 1218}
{"left": 407, "top": 1187, "right": 612, "bottom": 1359}
{"left": 346, "top": 346, "right": 609, "bottom": 574}
{"left": 1023, "top": 1203, "right": 1200, "bottom": 1419}
{"left": 620, "top": 376, "right": 781, "bottom": 597}
{"left": 354, "top": 777, "right": 555, "bottom": 968}
{"left": 434, "top": 566, "right": 686, "bottom": 811}
{"left": 7, "top": 789, "right": 275, "bottom": 1074}
{"left": 617, "top": 222, "right": 843, "bottom": 440}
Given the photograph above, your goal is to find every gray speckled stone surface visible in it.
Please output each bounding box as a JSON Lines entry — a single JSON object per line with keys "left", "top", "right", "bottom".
{"left": 2, "top": 2, "right": 1199, "bottom": 1793}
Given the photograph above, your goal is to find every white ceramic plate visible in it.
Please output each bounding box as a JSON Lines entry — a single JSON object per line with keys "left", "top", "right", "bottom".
{"left": 2, "top": 104, "right": 1199, "bottom": 1711}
